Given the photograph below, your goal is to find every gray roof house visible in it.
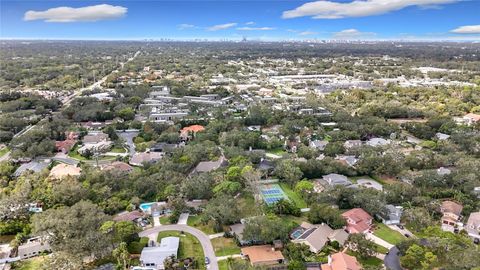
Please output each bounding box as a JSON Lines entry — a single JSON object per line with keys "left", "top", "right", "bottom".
{"left": 322, "top": 174, "right": 352, "bottom": 187}
{"left": 344, "top": 140, "right": 362, "bottom": 149}
{"left": 140, "top": 237, "right": 179, "bottom": 270}
{"left": 309, "top": 140, "right": 329, "bottom": 151}
{"left": 17, "top": 237, "right": 51, "bottom": 259}
{"left": 230, "top": 223, "right": 247, "bottom": 245}
{"left": 367, "top": 138, "right": 390, "bottom": 147}
{"left": 191, "top": 156, "right": 227, "bottom": 174}
{"left": 465, "top": 211, "right": 480, "bottom": 241}
{"left": 14, "top": 160, "right": 50, "bottom": 177}
{"left": 292, "top": 223, "right": 348, "bottom": 253}
{"left": 379, "top": 205, "right": 403, "bottom": 225}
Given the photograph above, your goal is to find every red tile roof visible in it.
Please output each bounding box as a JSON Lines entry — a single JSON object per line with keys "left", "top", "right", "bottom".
{"left": 321, "top": 252, "right": 361, "bottom": 270}
{"left": 181, "top": 125, "right": 205, "bottom": 133}
{"left": 342, "top": 208, "right": 373, "bottom": 233}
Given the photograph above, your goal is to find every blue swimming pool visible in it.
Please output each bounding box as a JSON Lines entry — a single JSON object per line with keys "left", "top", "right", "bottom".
{"left": 139, "top": 202, "right": 154, "bottom": 212}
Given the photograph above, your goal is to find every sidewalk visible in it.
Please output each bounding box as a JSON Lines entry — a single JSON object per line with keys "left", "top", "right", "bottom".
{"left": 153, "top": 216, "right": 161, "bottom": 227}
{"left": 209, "top": 233, "right": 224, "bottom": 239}
{"left": 216, "top": 254, "right": 243, "bottom": 261}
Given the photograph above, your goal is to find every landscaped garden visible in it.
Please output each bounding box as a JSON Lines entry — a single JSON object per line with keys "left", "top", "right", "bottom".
{"left": 157, "top": 231, "right": 206, "bottom": 269}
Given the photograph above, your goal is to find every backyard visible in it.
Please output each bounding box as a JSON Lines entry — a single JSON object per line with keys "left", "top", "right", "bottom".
{"left": 187, "top": 215, "right": 216, "bottom": 235}
{"left": 211, "top": 237, "right": 241, "bottom": 257}
{"left": 157, "top": 231, "right": 205, "bottom": 269}
{"left": 279, "top": 183, "right": 308, "bottom": 208}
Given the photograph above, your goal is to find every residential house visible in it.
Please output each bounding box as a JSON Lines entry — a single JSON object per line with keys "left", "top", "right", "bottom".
{"left": 440, "top": 201, "right": 463, "bottom": 232}
{"left": 379, "top": 205, "right": 403, "bottom": 225}
{"left": 320, "top": 252, "right": 361, "bottom": 270}
{"left": 335, "top": 155, "right": 358, "bottom": 167}
{"left": 241, "top": 245, "right": 284, "bottom": 266}
{"left": 465, "top": 212, "right": 480, "bottom": 243}
{"left": 55, "top": 139, "right": 76, "bottom": 153}
{"left": 322, "top": 174, "right": 352, "bottom": 187}
{"left": 191, "top": 156, "right": 227, "bottom": 174}
{"left": 17, "top": 237, "right": 51, "bottom": 259}
{"left": 101, "top": 161, "right": 133, "bottom": 174}
{"left": 113, "top": 210, "right": 144, "bottom": 222}
{"left": 309, "top": 140, "right": 329, "bottom": 151}
{"left": 129, "top": 152, "right": 163, "bottom": 167}
{"left": 14, "top": 159, "right": 50, "bottom": 177}
{"left": 78, "top": 132, "right": 112, "bottom": 154}
{"left": 292, "top": 223, "right": 348, "bottom": 253}
{"left": 455, "top": 113, "right": 480, "bottom": 126}
{"left": 140, "top": 237, "right": 179, "bottom": 270}
{"left": 49, "top": 164, "right": 81, "bottom": 179}
{"left": 366, "top": 138, "right": 391, "bottom": 147}
{"left": 344, "top": 140, "right": 362, "bottom": 149}
{"left": 179, "top": 125, "right": 205, "bottom": 141}
{"left": 354, "top": 179, "right": 383, "bottom": 191}
{"left": 341, "top": 208, "right": 373, "bottom": 234}
{"left": 150, "top": 143, "right": 178, "bottom": 154}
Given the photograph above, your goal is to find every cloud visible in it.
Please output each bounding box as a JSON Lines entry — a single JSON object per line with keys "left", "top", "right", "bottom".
{"left": 178, "top": 24, "right": 196, "bottom": 30}
{"left": 450, "top": 25, "right": 480, "bottom": 34}
{"left": 207, "top": 23, "right": 237, "bottom": 31}
{"left": 24, "top": 4, "right": 127, "bottom": 22}
{"left": 299, "top": 31, "right": 318, "bottom": 36}
{"left": 282, "top": 0, "right": 459, "bottom": 19}
{"left": 332, "top": 29, "right": 377, "bottom": 39}
{"left": 245, "top": 21, "right": 255, "bottom": 25}
{"left": 237, "top": 27, "right": 275, "bottom": 31}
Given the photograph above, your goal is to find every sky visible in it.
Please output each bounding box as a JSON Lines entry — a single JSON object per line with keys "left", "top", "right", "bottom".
{"left": 1, "top": 0, "right": 480, "bottom": 41}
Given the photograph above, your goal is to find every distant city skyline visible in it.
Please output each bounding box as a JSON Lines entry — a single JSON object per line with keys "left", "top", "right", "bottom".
{"left": 1, "top": 0, "right": 480, "bottom": 41}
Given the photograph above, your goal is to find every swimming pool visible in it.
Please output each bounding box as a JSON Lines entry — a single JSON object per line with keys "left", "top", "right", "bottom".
{"left": 139, "top": 202, "right": 155, "bottom": 212}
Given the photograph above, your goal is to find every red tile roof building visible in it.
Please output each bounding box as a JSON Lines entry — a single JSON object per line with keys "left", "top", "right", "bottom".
{"left": 321, "top": 252, "right": 361, "bottom": 270}
{"left": 341, "top": 208, "right": 373, "bottom": 234}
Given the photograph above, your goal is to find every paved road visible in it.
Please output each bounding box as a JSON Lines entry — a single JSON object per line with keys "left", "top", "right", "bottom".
{"left": 117, "top": 130, "right": 139, "bottom": 157}
{"left": 139, "top": 224, "right": 218, "bottom": 270}
{"left": 384, "top": 246, "right": 403, "bottom": 270}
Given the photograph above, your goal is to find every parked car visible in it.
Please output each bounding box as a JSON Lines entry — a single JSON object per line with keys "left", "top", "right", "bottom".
{"left": 397, "top": 224, "right": 404, "bottom": 230}
{"left": 205, "top": 257, "right": 210, "bottom": 265}
{"left": 404, "top": 233, "right": 410, "bottom": 238}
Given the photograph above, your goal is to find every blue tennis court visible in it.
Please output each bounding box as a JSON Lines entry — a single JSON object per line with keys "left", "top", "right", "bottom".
{"left": 260, "top": 183, "right": 289, "bottom": 205}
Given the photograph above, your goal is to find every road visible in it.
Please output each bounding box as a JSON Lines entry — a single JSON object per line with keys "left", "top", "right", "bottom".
{"left": 139, "top": 224, "right": 218, "bottom": 270}
{"left": 384, "top": 246, "right": 403, "bottom": 270}
{"left": 117, "top": 130, "right": 139, "bottom": 157}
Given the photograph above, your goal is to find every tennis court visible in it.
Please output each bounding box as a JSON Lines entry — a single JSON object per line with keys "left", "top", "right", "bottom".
{"left": 260, "top": 183, "right": 289, "bottom": 205}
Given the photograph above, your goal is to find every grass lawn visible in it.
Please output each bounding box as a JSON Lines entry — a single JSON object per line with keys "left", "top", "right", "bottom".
{"left": 68, "top": 144, "right": 89, "bottom": 160}
{"left": 373, "top": 223, "right": 406, "bottom": 245}
{"left": 374, "top": 244, "right": 389, "bottom": 254}
{"left": 159, "top": 215, "right": 173, "bottom": 225}
{"left": 279, "top": 214, "right": 309, "bottom": 230}
{"left": 12, "top": 257, "right": 45, "bottom": 270}
{"left": 218, "top": 258, "right": 246, "bottom": 270}
{"left": 346, "top": 251, "right": 383, "bottom": 268}
{"left": 110, "top": 146, "right": 127, "bottom": 153}
{"left": 157, "top": 231, "right": 205, "bottom": 269}
{"left": 187, "top": 215, "right": 216, "bottom": 235}
{"left": 266, "top": 147, "right": 286, "bottom": 155}
{"left": 0, "top": 147, "right": 9, "bottom": 157}
{"left": 211, "top": 237, "right": 241, "bottom": 257}
{"left": 237, "top": 192, "right": 260, "bottom": 218}
{"left": 279, "top": 183, "right": 308, "bottom": 208}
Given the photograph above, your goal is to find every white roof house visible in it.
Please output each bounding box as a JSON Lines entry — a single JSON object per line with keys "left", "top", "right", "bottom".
{"left": 140, "top": 237, "right": 179, "bottom": 270}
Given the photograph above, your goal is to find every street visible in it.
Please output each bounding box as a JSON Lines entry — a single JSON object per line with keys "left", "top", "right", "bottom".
{"left": 384, "top": 246, "right": 403, "bottom": 270}
{"left": 139, "top": 224, "right": 218, "bottom": 270}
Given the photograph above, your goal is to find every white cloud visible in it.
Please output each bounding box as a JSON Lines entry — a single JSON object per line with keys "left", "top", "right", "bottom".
{"left": 282, "top": 0, "right": 459, "bottom": 19}
{"left": 207, "top": 23, "right": 237, "bottom": 31}
{"left": 178, "top": 24, "right": 196, "bottom": 30}
{"left": 245, "top": 21, "right": 255, "bottom": 25}
{"left": 237, "top": 27, "right": 275, "bottom": 31}
{"left": 299, "top": 31, "right": 318, "bottom": 36}
{"left": 24, "top": 4, "right": 127, "bottom": 22}
{"left": 450, "top": 25, "right": 480, "bottom": 34}
{"left": 333, "top": 29, "right": 377, "bottom": 39}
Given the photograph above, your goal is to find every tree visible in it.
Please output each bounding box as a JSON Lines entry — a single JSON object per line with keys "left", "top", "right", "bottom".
{"left": 268, "top": 199, "right": 301, "bottom": 216}
{"left": 283, "top": 242, "right": 313, "bottom": 262}
{"left": 112, "top": 242, "right": 130, "bottom": 269}
{"left": 308, "top": 204, "right": 346, "bottom": 229}
{"left": 32, "top": 200, "right": 110, "bottom": 258}
{"left": 117, "top": 108, "right": 135, "bottom": 121}
{"left": 274, "top": 160, "right": 303, "bottom": 186}
{"left": 288, "top": 260, "right": 306, "bottom": 270}
{"left": 242, "top": 215, "right": 290, "bottom": 243}
{"left": 213, "top": 181, "right": 242, "bottom": 195}
{"left": 295, "top": 180, "right": 314, "bottom": 194}
{"left": 101, "top": 220, "right": 139, "bottom": 245}
{"left": 402, "top": 207, "right": 434, "bottom": 232}
{"left": 346, "top": 234, "right": 376, "bottom": 259}
{"left": 202, "top": 195, "right": 240, "bottom": 228}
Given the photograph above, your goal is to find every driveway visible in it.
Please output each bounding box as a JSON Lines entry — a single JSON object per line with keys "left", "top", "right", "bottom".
{"left": 387, "top": 225, "right": 417, "bottom": 238}
{"left": 177, "top": 213, "right": 189, "bottom": 225}
{"left": 139, "top": 224, "right": 218, "bottom": 270}
{"left": 117, "top": 130, "right": 139, "bottom": 157}
{"left": 384, "top": 246, "right": 403, "bottom": 270}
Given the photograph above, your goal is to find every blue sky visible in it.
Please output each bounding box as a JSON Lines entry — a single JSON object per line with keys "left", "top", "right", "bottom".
{"left": 1, "top": 0, "right": 479, "bottom": 40}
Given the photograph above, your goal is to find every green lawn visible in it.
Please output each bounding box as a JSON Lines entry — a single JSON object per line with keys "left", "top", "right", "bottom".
{"left": 218, "top": 258, "right": 246, "bottom": 270}
{"left": 0, "top": 147, "right": 9, "bottom": 157}
{"left": 346, "top": 251, "right": 383, "bottom": 268}
{"left": 157, "top": 231, "right": 205, "bottom": 269}
{"left": 279, "top": 183, "right": 308, "bottom": 208}
{"left": 279, "top": 214, "right": 309, "bottom": 230}
{"left": 187, "top": 215, "right": 216, "bottom": 235}
{"left": 11, "top": 257, "right": 45, "bottom": 270}
{"left": 237, "top": 192, "right": 260, "bottom": 218}
{"left": 159, "top": 215, "right": 173, "bottom": 225}
{"left": 110, "top": 146, "right": 127, "bottom": 153}
{"left": 373, "top": 223, "right": 406, "bottom": 245}
{"left": 211, "top": 237, "right": 241, "bottom": 257}
{"left": 68, "top": 144, "right": 89, "bottom": 160}
{"left": 266, "top": 147, "right": 286, "bottom": 155}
